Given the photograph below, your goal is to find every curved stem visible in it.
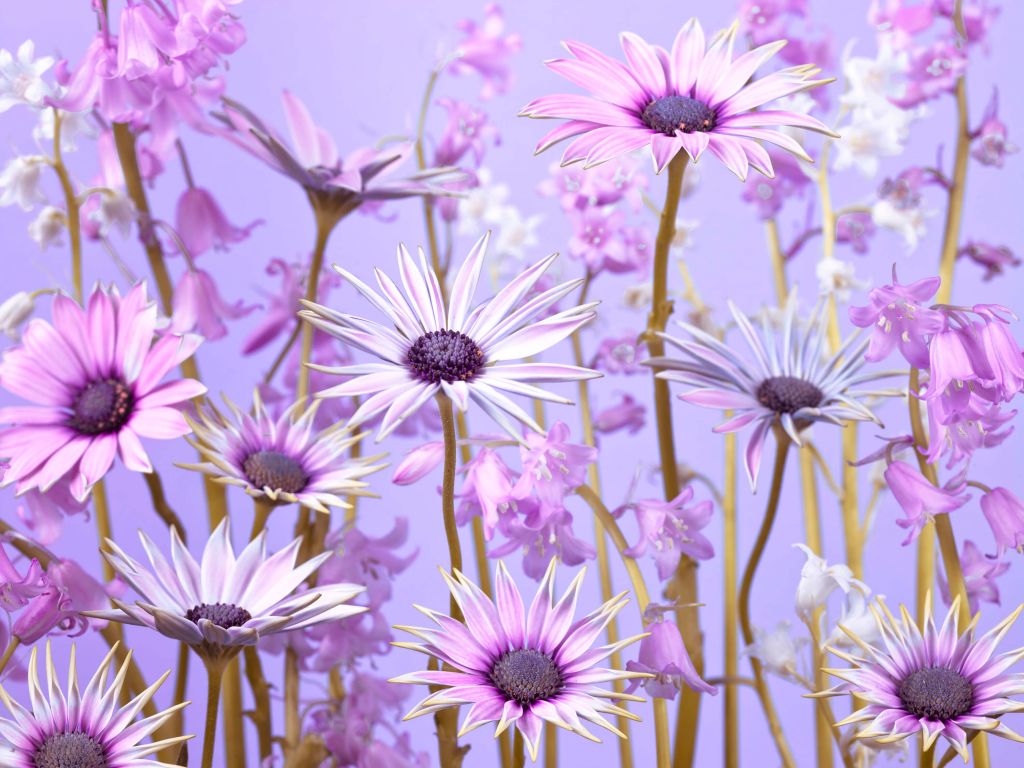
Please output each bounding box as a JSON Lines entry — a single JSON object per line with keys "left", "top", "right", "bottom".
{"left": 721, "top": 428, "right": 739, "bottom": 768}
{"left": 250, "top": 497, "right": 274, "bottom": 541}
{"left": 50, "top": 110, "right": 84, "bottom": 302}
{"left": 244, "top": 645, "right": 274, "bottom": 760}
{"left": 201, "top": 660, "right": 226, "bottom": 768}
{"left": 0, "top": 637, "right": 19, "bottom": 676}
{"left": 437, "top": 395, "right": 464, "bottom": 619}
{"left": 169, "top": 641, "right": 189, "bottom": 742}
{"left": 935, "top": 78, "right": 970, "bottom": 307}
{"left": 284, "top": 648, "right": 300, "bottom": 756}
{"left": 263, "top": 322, "right": 301, "bottom": 385}
{"left": 512, "top": 729, "right": 526, "bottom": 768}
{"left": 143, "top": 471, "right": 186, "bottom": 540}
{"left": 414, "top": 69, "right": 443, "bottom": 278}
{"left": 93, "top": 478, "right": 115, "bottom": 582}
{"left": 544, "top": 722, "right": 557, "bottom": 767}
{"left": 738, "top": 434, "right": 796, "bottom": 768}
{"left": 296, "top": 210, "right": 335, "bottom": 405}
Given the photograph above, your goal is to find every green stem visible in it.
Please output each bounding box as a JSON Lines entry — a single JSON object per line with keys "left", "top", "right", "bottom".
{"left": 737, "top": 433, "right": 796, "bottom": 768}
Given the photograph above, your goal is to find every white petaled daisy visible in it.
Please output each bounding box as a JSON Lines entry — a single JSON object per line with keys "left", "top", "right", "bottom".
{"left": 87, "top": 520, "right": 364, "bottom": 661}
{"left": 647, "top": 293, "right": 898, "bottom": 488}
{"left": 815, "top": 595, "right": 1024, "bottom": 761}
{"left": 180, "top": 391, "right": 387, "bottom": 513}
{"left": 0, "top": 641, "right": 189, "bottom": 767}
{"left": 298, "top": 232, "right": 600, "bottom": 441}
{"left": 391, "top": 560, "right": 650, "bottom": 761}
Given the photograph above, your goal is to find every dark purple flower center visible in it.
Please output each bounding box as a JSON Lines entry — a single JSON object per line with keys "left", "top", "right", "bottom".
{"left": 898, "top": 666, "right": 974, "bottom": 721}
{"left": 242, "top": 450, "right": 308, "bottom": 494}
{"left": 641, "top": 95, "right": 716, "bottom": 135}
{"left": 756, "top": 376, "right": 825, "bottom": 415}
{"left": 34, "top": 731, "right": 107, "bottom": 768}
{"left": 405, "top": 330, "right": 485, "bottom": 384}
{"left": 186, "top": 602, "right": 252, "bottom": 629}
{"left": 489, "top": 648, "right": 563, "bottom": 707}
{"left": 67, "top": 378, "right": 134, "bottom": 436}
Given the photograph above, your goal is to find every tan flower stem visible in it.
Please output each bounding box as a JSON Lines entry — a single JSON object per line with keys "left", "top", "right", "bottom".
{"left": 437, "top": 395, "right": 464, "bottom": 619}
{"left": 737, "top": 433, "right": 797, "bottom": 768}
{"left": 575, "top": 485, "right": 669, "bottom": 768}
{"left": 921, "top": 739, "right": 935, "bottom": 768}
{"left": 721, "top": 428, "right": 739, "bottom": 768}
{"left": 414, "top": 67, "right": 444, "bottom": 280}
{"left": 49, "top": 110, "right": 84, "bottom": 302}
{"left": 244, "top": 645, "right": 274, "bottom": 760}
{"left": 284, "top": 647, "right": 301, "bottom": 757}
{"left": 544, "top": 723, "right": 557, "bottom": 767}
{"left": 201, "top": 657, "right": 228, "bottom": 768}
{"left": 642, "top": 152, "right": 704, "bottom": 768}
{"left": 513, "top": 729, "right": 526, "bottom": 768}
{"left": 570, "top": 273, "right": 633, "bottom": 768}
{"left": 251, "top": 497, "right": 274, "bottom": 541}
{"left": 143, "top": 471, "right": 187, "bottom": 538}
{"left": 92, "top": 477, "right": 116, "bottom": 583}
{"left": 765, "top": 218, "right": 787, "bottom": 306}
{"left": 0, "top": 637, "right": 19, "bottom": 676}
{"left": 222, "top": 658, "right": 246, "bottom": 768}
{"left": 263, "top": 321, "right": 302, "bottom": 386}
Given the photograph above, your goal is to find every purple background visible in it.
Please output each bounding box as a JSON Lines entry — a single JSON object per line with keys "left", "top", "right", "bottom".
{"left": 1, "top": 1, "right": 1022, "bottom": 765}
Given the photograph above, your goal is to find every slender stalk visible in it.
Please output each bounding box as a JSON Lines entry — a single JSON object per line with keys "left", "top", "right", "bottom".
{"left": 296, "top": 208, "right": 336, "bottom": 406}
{"left": 738, "top": 434, "right": 796, "bottom": 768}
{"left": 570, "top": 274, "right": 632, "bottom": 768}
{"left": 263, "top": 321, "right": 301, "bottom": 385}
{"left": 935, "top": 78, "right": 970, "bottom": 307}
{"left": 722, "top": 428, "right": 739, "bottom": 768}
{"left": 575, "top": 486, "right": 669, "bottom": 768}
{"left": 544, "top": 722, "right": 557, "bottom": 767}
{"left": 920, "top": 740, "right": 935, "bottom": 768}
{"left": 222, "top": 657, "right": 245, "bottom": 768}
{"left": 413, "top": 68, "right": 444, "bottom": 278}
{"left": 0, "top": 637, "right": 19, "bottom": 676}
{"left": 765, "top": 218, "right": 786, "bottom": 305}
{"left": 201, "top": 660, "right": 226, "bottom": 768}
{"left": 437, "top": 395, "right": 464, "bottom": 617}
{"left": 244, "top": 646, "right": 274, "bottom": 760}
{"left": 93, "top": 478, "right": 115, "bottom": 582}
{"left": 143, "top": 471, "right": 186, "bottom": 539}
{"left": 284, "top": 648, "right": 300, "bottom": 756}
{"left": 251, "top": 497, "right": 274, "bottom": 541}
{"left": 647, "top": 154, "right": 703, "bottom": 768}
{"left": 799, "top": 446, "right": 834, "bottom": 768}
{"left": 512, "top": 729, "right": 526, "bottom": 768}
{"left": 170, "top": 641, "right": 189, "bottom": 741}
{"left": 50, "top": 110, "right": 84, "bottom": 302}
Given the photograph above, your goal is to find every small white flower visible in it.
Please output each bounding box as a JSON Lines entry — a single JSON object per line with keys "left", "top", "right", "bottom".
{"left": 833, "top": 106, "right": 912, "bottom": 177}
{"left": 794, "top": 543, "right": 866, "bottom": 619}
{"left": 0, "top": 40, "right": 53, "bottom": 113}
{"left": 748, "top": 621, "right": 806, "bottom": 678}
{"left": 670, "top": 218, "right": 699, "bottom": 251}
{"left": 816, "top": 257, "right": 866, "bottom": 302}
{"left": 776, "top": 92, "right": 819, "bottom": 145}
{"left": 33, "top": 108, "right": 96, "bottom": 152}
{"left": 490, "top": 205, "right": 543, "bottom": 261}
{"left": 841, "top": 44, "right": 910, "bottom": 111}
{"left": 0, "top": 291, "right": 35, "bottom": 340}
{"left": 90, "top": 189, "right": 136, "bottom": 237}
{"left": 27, "top": 205, "right": 65, "bottom": 250}
{"left": 871, "top": 198, "right": 931, "bottom": 251}
{"left": 826, "top": 588, "right": 882, "bottom": 650}
{"left": 0, "top": 155, "right": 47, "bottom": 210}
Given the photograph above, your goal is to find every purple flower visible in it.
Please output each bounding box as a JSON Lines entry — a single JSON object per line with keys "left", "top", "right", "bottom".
{"left": 537, "top": 157, "right": 647, "bottom": 211}
{"left": 883, "top": 460, "right": 970, "bottom": 545}
{"left": 115, "top": 2, "right": 179, "bottom": 80}
{"left": 242, "top": 258, "right": 302, "bottom": 355}
{"left": 511, "top": 421, "right": 595, "bottom": 522}
{"left": 740, "top": 149, "right": 811, "bottom": 219}
{"left": 455, "top": 447, "right": 515, "bottom": 539}
{"left": 521, "top": 18, "right": 835, "bottom": 176}
{"left": 567, "top": 207, "right": 628, "bottom": 274}
{"left": 739, "top": 0, "right": 809, "bottom": 44}
{"left": 433, "top": 98, "right": 500, "bottom": 168}
{"left": 593, "top": 334, "right": 647, "bottom": 374}
{"left": 594, "top": 393, "right": 646, "bottom": 435}
{"left": 626, "top": 619, "right": 715, "bottom": 699}
{"left": 848, "top": 267, "right": 946, "bottom": 367}
{"left": 971, "top": 89, "right": 1018, "bottom": 167}
{"left": 938, "top": 540, "right": 1009, "bottom": 614}
{"left": 174, "top": 186, "right": 261, "bottom": 257}
{"left": 926, "top": 307, "right": 1024, "bottom": 403}
{"left": 489, "top": 505, "right": 596, "bottom": 580}
{"left": 170, "top": 268, "right": 258, "bottom": 342}
{"left": 0, "top": 283, "right": 205, "bottom": 501}
{"left": 893, "top": 40, "right": 967, "bottom": 108}
{"left": 447, "top": 3, "right": 522, "bottom": 99}
{"left": 980, "top": 487, "right": 1024, "bottom": 557}
{"left": 392, "top": 441, "right": 444, "bottom": 485}
{"left": 391, "top": 560, "right": 647, "bottom": 760}
{"left": 0, "top": 544, "right": 48, "bottom": 610}
{"left": 836, "top": 211, "right": 876, "bottom": 254}
{"left": 15, "top": 480, "right": 88, "bottom": 545}
{"left": 618, "top": 487, "right": 714, "bottom": 580}
{"left": 925, "top": 392, "right": 1015, "bottom": 466}
{"left": 960, "top": 241, "right": 1020, "bottom": 281}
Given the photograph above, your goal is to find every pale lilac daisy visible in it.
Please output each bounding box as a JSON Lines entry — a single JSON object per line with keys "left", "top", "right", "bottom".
{"left": 817, "top": 595, "right": 1024, "bottom": 761}
{"left": 0, "top": 283, "right": 205, "bottom": 502}
{"left": 298, "top": 233, "right": 600, "bottom": 441}
{"left": 520, "top": 18, "right": 836, "bottom": 176}
{"left": 179, "top": 390, "right": 386, "bottom": 513}
{"left": 88, "top": 519, "right": 364, "bottom": 662}
{"left": 649, "top": 293, "right": 898, "bottom": 488}
{"left": 391, "top": 559, "right": 649, "bottom": 761}
{"left": 0, "top": 641, "right": 189, "bottom": 767}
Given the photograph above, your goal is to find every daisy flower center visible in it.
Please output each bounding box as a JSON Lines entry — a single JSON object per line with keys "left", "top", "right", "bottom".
{"left": 756, "top": 376, "right": 825, "bottom": 415}
{"left": 641, "top": 95, "right": 717, "bottom": 135}
{"left": 34, "top": 731, "right": 107, "bottom": 768}
{"left": 405, "top": 330, "right": 485, "bottom": 384}
{"left": 186, "top": 602, "right": 253, "bottom": 629}
{"left": 489, "top": 648, "right": 564, "bottom": 707}
{"left": 243, "top": 450, "right": 308, "bottom": 494}
{"left": 898, "top": 666, "right": 974, "bottom": 721}
{"left": 67, "top": 378, "right": 134, "bottom": 436}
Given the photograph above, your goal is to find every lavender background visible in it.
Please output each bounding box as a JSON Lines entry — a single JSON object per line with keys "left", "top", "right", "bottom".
{"left": 1, "top": 1, "right": 1023, "bottom": 765}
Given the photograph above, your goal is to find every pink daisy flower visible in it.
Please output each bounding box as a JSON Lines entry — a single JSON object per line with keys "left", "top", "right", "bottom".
{"left": 391, "top": 559, "right": 649, "bottom": 760}
{"left": 520, "top": 18, "right": 836, "bottom": 176}
{"left": 817, "top": 595, "right": 1024, "bottom": 761}
{"left": 0, "top": 641, "right": 189, "bottom": 767}
{"left": 0, "top": 283, "right": 205, "bottom": 502}
{"left": 299, "top": 233, "right": 600, "bottom": 441}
